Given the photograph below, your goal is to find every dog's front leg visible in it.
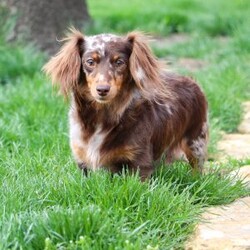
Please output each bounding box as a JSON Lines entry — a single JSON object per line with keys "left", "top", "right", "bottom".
{"left": 77, "top": 162, "right": 89, "bottom": 176}
{"left": 137, "top": 165, "right": 154, "bottom": 181}
{"left": 130, "top": 146, "right": 154, "bottom": 181}
{"left": 130, "top": 160, "right": 153, "bottom": 181}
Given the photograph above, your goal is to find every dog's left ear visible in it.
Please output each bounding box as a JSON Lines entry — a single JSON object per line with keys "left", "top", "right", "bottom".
{"left": 127, "top": 32, "right": 163, "bottom": 99}
{"left": 43, "top": 28, "right": 84, "bottom": 96}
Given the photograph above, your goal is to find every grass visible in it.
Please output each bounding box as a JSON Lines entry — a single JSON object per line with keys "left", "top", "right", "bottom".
{"left": 0, "top": 0, "right": 250, "bottom": 249}
{"left": 87, "top": 0, "right": 250, "bottom": 36}
{"left": 0, "top": 161, "right": 248, "bottom": 249}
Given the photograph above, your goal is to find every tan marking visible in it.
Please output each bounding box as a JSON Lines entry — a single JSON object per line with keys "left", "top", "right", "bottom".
{"left": 101, "top": 146, "right": 140, "bottom": 165}
{"left": 86, "top": 73, "right": 124, "bottom": 103}
{"left": 71, "top": 142, "right": 87, "bottom": 163}
{"left": 73, "top": 139, "right": 139, "bottom": 170}
{"left": 91, "top": 52, "right": 100, "bottom": 61}
{"left": 112, "top": 55, "right": 120, "bottom": 61}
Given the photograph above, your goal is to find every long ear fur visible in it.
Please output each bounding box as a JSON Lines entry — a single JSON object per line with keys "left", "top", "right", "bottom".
{"left": 42, "top": 28, "right": 84, "bottom": 96}
{"left": 127, "top": 31, "right": 171, "bottom": 100}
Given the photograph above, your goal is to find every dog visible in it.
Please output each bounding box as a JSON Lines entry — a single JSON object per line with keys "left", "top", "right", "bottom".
{"left": 43, "top": 28, "right": 208, "bottom": 181}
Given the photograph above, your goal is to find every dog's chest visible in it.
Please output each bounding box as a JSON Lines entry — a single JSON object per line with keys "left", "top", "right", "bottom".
{"left": 85, "top": 126, "right": 107, "bottom": 169}
{"left": 70, "top": 121, "right": 108, "bottom": 170}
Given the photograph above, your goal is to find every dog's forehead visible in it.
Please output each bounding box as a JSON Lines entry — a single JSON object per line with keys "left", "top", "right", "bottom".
{"left": 84, "top": 34, "right": 124, "bottom": 54}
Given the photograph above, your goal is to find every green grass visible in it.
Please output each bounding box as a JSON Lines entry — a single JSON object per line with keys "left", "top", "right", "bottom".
{"left": 0, "top": 160, "right": 248, "bottom": 249}
{"left": 0, "top": 45, "right": 44, "bottom": 85}
{"left": 87, "top": 0, "right": 250, "bottom": 36}
{"left": 1, "top": 0, "right": 250, "bottom": 249}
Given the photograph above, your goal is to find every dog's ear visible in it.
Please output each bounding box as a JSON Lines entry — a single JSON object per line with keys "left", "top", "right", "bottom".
{"left": 43, "top": 28, "right": 84, "bottom": 96}
{"left": 127, "top": 31, "right": 164, "bottom": 99}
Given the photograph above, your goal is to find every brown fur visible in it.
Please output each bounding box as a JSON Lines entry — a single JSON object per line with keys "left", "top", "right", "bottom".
{"left": 43, "top": 28, "right": 84, "bottom": 95}
{"left": 43, "top": 29, "right": 208, "bottom": 181}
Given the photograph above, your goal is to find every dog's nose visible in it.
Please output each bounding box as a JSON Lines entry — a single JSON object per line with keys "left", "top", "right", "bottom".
{"left": 96, "top": 85, "right": 110, "bottom": 96}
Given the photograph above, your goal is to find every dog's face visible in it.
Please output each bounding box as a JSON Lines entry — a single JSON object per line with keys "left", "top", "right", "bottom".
{"left": 83, "top": 35, "right": 132, "bottom": 103}
{"left": 43, "top": 29, "right": 164, "bottom": 102}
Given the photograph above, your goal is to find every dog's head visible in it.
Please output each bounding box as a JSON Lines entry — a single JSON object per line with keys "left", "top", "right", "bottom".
{"left": 43, "top": 28, "right": 165, "bottom": 103}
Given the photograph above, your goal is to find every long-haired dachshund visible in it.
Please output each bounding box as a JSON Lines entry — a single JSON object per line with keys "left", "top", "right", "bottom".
{"left": 43, "top": 28, "right": 208, "bottom": 181}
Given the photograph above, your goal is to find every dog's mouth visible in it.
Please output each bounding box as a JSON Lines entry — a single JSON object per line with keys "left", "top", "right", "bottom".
{"left": 95, "top": 96, "right": 112, "bottom": 104}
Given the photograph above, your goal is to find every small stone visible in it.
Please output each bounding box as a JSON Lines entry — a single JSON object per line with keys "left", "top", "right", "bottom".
{"left": 229, "top": 165, "right": 250, "bottom": 188}
{"left": 238, "top": 102, "right": 250, "bottom": 134}
{"left": 238, "top": 121, "right": 250, "bottom": 134}
{"left": 217, "top": 134, "right": 250, "bottom": 160}
{"left": 185, "top": 197, "right": 250, "bottom": 250}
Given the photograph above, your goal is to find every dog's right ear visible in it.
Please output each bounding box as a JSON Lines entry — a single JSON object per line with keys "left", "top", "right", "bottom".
{"left": 42, "top": 28, "right": 84, "bottom": 96}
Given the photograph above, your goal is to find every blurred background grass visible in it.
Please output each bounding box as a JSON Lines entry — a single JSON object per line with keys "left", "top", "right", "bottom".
{"left": 87, "top": 0, "right": 250, "bottom": 36}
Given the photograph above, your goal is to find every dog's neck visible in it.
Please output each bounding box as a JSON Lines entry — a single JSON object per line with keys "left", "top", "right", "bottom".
{"left": 72, "top": 85, "right": 141, "bottom": 133}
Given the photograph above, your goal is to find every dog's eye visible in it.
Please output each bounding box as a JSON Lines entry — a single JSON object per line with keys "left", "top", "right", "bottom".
{"left": 115, "top": 59, "right": 125, "bottom": 67}
{"left": 86, "top": 58, "right": 96, "bottom": 67}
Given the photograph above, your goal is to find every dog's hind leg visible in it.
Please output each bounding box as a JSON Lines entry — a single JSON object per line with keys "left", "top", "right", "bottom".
{"left": 182, "top": 123, "right": 208, "bottom": 173}
{"left": 165, "top": 145, "right": 188, "bottom": 165}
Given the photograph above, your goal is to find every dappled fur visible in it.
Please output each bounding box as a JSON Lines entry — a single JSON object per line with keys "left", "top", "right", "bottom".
{"left": 43, "top": 29, "right": 208, "bottom": 181}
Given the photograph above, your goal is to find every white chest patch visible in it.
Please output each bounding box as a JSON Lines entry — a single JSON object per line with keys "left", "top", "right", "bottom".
{"left": 86, "top": 126, "right": 107, "bottom": 170}
{"left": 69, "top": 101, "right": 107, "bottom": 170}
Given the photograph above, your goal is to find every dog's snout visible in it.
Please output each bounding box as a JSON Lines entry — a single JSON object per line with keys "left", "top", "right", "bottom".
{"left": 96, "top": 85, "right": 111, "bottom": 96}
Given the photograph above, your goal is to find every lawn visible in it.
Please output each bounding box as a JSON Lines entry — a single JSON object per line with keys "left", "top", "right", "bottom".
{"left": 0, "top": 0, "right": 250, "bottom": 249}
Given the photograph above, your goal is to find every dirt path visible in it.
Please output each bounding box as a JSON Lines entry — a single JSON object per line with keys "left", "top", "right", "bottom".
{"left": 186, "top": 101, "right": 250, "bottom": 250}
{"left": 186, "top": 197, "right": 250, "bottom": 250}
